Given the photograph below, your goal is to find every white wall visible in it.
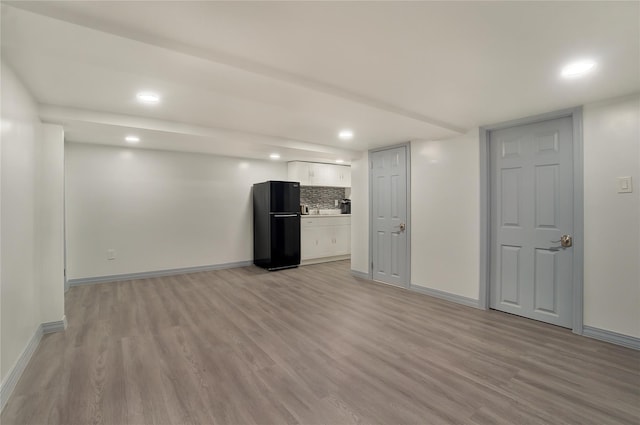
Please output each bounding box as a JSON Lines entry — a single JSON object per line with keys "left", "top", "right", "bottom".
{"left": 0, "top": 63, "right": 65, "bottom": 383}
{"left": 411, "top": 132, "right": 480, "bottom": 299}
{"left": 583, "top": 94, "right": 640, "bottom": 337}
{"left": 1, "top": 62, "right": 39, "bottom": 382}
{"left": 65, "top": 143, "right": 287, "bottom": 279}
{"left": 38, "top": 125, "right": 65, "bottom": 322}
{"left": 350, "top": 155, "right": 369, "bottom": 274}
{"left": 350, "top": 94, "right": 640, "bottom": 338}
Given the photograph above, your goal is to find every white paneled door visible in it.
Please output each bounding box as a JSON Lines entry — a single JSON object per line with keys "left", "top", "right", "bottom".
{"left": 490, "top": 117, "right": 574, "bottom": 327}
{"left": 371, "top": 146, "right": 409, "bottom": 288}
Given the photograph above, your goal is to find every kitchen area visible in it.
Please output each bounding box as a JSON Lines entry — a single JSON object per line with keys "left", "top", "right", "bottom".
{"left": 290, "top": 161, "right": 352, "bottom": 265}
{"left": 253, "top": 161, "right": 351, "bottom": 271}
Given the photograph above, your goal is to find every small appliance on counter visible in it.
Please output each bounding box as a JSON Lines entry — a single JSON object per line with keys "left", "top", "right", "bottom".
{"left": 253, "top": 181, "right": 301, "bottom": 271}
{"left": 300, "top": 204, "right": 310, "bottom": 215}
{"left": 340, "top": 199, "right": 351, "bottom": 214}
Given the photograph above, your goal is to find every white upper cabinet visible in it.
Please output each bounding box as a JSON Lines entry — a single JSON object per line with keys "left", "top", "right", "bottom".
{"left": 288, "top": 161, "right": 351, "bottom": 187}
{"left": 337, "top": 166, "right": 351, "bottom": 187}
{"left": 308, "top": 162, "right": 329, "bottom": 185}
{"left": 288, "top": 161, "right": 311, "bottom": 185}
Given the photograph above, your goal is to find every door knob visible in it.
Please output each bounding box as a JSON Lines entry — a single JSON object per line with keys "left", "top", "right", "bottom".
{"left": 399, "top": 223, "right": 406, "bottom": 231}
{"left": 551, "top": 234, "right": 572, "bottom": 248}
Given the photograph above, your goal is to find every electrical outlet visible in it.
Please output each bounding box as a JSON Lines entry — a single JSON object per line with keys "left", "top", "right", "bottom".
{"left": 618, "top": 176, "right": 633, "bottom": 193}
{"left": 107, "top": 249, "right": 116, "bottom": 260}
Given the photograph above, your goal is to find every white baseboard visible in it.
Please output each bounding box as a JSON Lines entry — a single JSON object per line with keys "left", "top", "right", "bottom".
{"left": 410, "top": 285, "right": 482, "bottom": 309}
{"left": 0, "top": 317, "right": 66, "bottom": 412}
{"left": 350, "top": 269, "right": 370, "bottom": 280}
{"left": 582, "top": 326, "right": 640, "bottom": 350}
{"left": 67, "top": 260, "right": 253, "bottom": 286}
{"left": 350, "top": 272, "right": 481, "bottom": 310}
{"left": 301, "top": 255, "right": 350, "bottom": 266}
{"left": 0, "top": 326, "right": 41, "bottom": 412}
{"left": 42, "top": 316, "right": 67, "bottom": 334}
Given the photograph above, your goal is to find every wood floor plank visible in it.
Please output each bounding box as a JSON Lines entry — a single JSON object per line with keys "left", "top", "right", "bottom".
{"left": 2, "top": 260, "right": 639, "bottom": 424}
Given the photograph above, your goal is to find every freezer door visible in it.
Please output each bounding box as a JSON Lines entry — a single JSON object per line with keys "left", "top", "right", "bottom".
{"left": 270, "top": 181, "right": 300, "bottom": 213}
{"left": 270, "top": 214, "right": 301, "bottom": 268}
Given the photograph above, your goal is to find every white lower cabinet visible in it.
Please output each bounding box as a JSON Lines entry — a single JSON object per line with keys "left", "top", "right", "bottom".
{"left": 301, "top": 216, "right": 351, "bottom": 263}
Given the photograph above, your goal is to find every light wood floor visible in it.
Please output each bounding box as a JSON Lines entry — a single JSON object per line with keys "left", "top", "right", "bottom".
{"left": 2, "top": 261, "right": 639, "bottom": 425}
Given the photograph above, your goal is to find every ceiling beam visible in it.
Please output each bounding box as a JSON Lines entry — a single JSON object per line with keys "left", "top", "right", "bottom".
{"left": 39, "top": 104, "right": 362, "bottom": 158}
{"left": 10, "top": 1, "right": 467, "bottom": 136}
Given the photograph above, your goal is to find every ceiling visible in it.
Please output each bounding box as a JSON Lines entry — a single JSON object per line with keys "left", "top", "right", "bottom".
{"left": 2, "top": 1, "right": 638, "bottom": 163}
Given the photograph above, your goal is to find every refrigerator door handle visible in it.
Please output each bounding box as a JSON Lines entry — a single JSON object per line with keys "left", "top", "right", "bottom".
{"left": 273, "top": 214, "right": 298, "bottom": 218}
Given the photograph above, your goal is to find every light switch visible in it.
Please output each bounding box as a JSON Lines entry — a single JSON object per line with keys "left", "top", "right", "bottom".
{"left": 617, "top": 176, "right": 633, "bottom": 193}
{"left": 107, "top": 249, "right": 116, "bottom": 260}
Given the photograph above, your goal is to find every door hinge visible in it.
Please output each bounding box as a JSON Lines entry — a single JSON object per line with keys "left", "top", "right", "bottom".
{"left": 371, "top": 261, "right": 374, "bottom": 270}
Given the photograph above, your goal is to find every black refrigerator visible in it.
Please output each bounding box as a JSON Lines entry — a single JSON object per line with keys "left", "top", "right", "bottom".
{"left": 253, "top": 181, "right": 301, "bottom": 270}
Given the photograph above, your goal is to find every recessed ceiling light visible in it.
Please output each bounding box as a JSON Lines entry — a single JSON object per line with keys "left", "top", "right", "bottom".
{"left": 338, "top": 129, "right": 354, "bottom": 140}
{"left": 125, "top": 135, "right": 140, "bottom": 144}
{"left": 561, "top": 60, "right": 596, "bottom": 78}
{"left": 136, "top": 92, "right": 160, "bottom": 104}
{"left": 269, "top": 153, "right": 280, "bottom": 160}
{"left": 335, "top": 159, "right": 345, "bottom": 164}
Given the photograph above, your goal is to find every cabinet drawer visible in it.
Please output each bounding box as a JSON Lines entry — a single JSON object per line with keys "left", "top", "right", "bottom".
{"left": 301, "top": 216, "right": 351, "bottom": 227}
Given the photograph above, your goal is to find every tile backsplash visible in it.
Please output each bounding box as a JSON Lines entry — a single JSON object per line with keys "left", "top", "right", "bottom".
{"left": 300, "top": 186, "right": 347, "bottom": 209}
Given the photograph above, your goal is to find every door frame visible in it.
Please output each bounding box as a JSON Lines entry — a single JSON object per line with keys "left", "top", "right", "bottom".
{"left": 479, "top": 107, "right": 584, "bottom": 334}
{"left": 368, "top": 142, "right": 412, "bottom": 288}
